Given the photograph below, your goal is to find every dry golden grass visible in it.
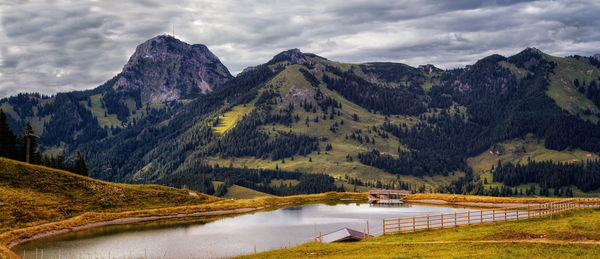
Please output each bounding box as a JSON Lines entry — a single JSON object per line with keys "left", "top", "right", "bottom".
{"left": 0, "top": 157, "right": 367, "bottom": 258}
{"left": 405, "top": 193, "right": 561, "bottom": 204}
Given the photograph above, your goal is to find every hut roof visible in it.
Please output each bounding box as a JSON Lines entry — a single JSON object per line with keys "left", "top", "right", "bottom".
{"left": 320, "top": 227, "right": 372, "bottom": 243}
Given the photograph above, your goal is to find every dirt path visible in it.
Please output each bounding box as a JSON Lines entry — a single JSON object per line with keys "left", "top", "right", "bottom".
{"left": 7, "top": 206, "right": 264, "bottom": 249}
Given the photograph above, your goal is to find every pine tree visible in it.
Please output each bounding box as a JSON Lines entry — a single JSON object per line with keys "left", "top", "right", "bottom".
{"left": 17, "top": 122, "right": 40, "bottom": 164}
{"left": 0, "top": 109, "right": 16, "bottom": 158}
{"left": 74, "top": 151, "right": 89, "bottom": 176}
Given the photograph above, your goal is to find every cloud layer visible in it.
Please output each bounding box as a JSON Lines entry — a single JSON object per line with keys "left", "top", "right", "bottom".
{"left": 1, "top": 0, "right": 599, "bottom": 97}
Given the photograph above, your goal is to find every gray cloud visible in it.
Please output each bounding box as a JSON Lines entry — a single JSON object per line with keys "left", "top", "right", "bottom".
{"left": 1, "top": 0, "right": 599, "bottom": 97}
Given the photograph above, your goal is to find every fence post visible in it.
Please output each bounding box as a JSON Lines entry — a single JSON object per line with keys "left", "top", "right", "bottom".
{"left": 382, "top": 219, "right": 385, "bottom": 235}
{"left": 480, "top": 210, "right": 483, "bottom": 223}
{"left": 516, "top": 208, "right": 519, "bottom": 220}
{"left": 454, "top": 212, "right": 457, "bottom": 227}
{"left": 504, "top": 208, "right": 507, "bottom": 221}
{"left": 413, "top": 216, "right": 416, "bottom": 232}
{"left": 492, "top": 209, "right": 495, "bottom": 222}
{"left": 468, "top": 211, "right": 471, "bottom": 225}
{"left": 441, "top": 214, "right": 444, "bottom": 228}
{"left": 427, "top": 215, "right": 430, "bottom": 229}
{"left": 527, "top": 205, "right": 530, "bottom": 218}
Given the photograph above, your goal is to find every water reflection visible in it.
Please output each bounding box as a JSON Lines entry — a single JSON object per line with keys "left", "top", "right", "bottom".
{"left": 15, "top": 203, "right": 473, "bottom": 259}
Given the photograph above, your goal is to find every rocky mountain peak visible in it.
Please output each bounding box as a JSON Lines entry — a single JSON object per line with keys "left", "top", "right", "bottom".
{"left": 111, "top": 35, "right": 232, "bottom": 103}
{"left": 524, "top": 47, "right": 542, "bottom": 55}
{"left": 593, "top": 53, "right": 600, "bottom": 61}
{"left": 507, "top": 47, "right": 546, "bottom": 69}
{"left": 267, "top": 48, "right": 307, "bottom": 65}
{"left": 285, "top": 48, "right": 306, "bottom": 64}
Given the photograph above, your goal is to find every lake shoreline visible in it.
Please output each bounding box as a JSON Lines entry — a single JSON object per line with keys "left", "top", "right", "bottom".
{"left": 3, "top": 193, "right": 561, "bottom": 257}
{"left": 6, "top": 207, "right": 265, "bottom": 249}
{"left": 10, "top": 201, "right": 479, "bottom": 258}
{"left": 6, "top": 199, "right": 536, "bottom": 249}
{"left": 3, "top": 192, "right": 367, "bottom": 256}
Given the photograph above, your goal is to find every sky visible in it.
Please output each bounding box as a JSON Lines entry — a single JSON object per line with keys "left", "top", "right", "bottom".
{"left": 1, "top": 0, "right": 600, "bottom": 97}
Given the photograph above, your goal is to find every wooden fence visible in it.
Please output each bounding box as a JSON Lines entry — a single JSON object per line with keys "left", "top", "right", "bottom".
{"left": 383, "top": 198, "right": 600, "bottom": 234}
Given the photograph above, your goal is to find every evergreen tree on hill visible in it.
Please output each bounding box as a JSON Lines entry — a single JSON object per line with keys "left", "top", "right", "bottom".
{"left": 74, "top": 151, "right": 89, "bottom": 176}
{"left": 17, "top": 121, "right": 40, "bottom": 164}
{"left": 0, "top": 109, "right": 17, "bottom": 159}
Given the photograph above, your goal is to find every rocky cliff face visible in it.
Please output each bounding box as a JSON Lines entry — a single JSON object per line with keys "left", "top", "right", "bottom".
{"left": 418, "top": 64, "right": 442, "bottom": 74}
{"left": 267, "top": 48, "right": 307, "bottom": 65}
{"left": 110, "top": 35, "right": 232, "bottom": 103}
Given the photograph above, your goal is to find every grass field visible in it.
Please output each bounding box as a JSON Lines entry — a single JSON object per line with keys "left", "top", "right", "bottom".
{"left": 81, "top": 94, "right": 122, "bottom": 128}
{"left": 466, "top": 136, "right": 600, "bottom": 197}
{"left": 212, "top": 103, "right": 255, "bottom": 134}
{"left": 467, "top": 136, "right": 597, "bottom": 174}
{"left": 213, "top": 181, "right": 274, "bottom": 199}
{"left": 499, "top": 60, "right": 529, "bottom": 79}
{"left": 405, "top": 193, "right": 560, "bottom": 204}
{"left": 545, "top": 55, "right": 600, "bottom": 123}
{"left": 246, "top": 208, "right": 600, "bottom": 258}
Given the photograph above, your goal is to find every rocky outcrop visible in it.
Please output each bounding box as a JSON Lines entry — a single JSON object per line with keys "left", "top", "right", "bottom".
{"left": 110, "top": 35, "right": 232, "bottom": 103}
{"left": 267, "top": 48, "right": 307, "bottom": 65}
{"left": 418, "top": 64, "right": 442, "bottom": 74}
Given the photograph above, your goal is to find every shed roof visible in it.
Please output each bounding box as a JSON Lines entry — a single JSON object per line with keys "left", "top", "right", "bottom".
{"left": 320, "top": 227, "right": 372, "bottom": 243}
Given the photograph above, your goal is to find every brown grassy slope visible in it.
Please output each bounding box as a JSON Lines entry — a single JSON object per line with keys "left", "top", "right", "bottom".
{"left": 405, "top": 193, "right": 561, "bottom": 204}
{"left": 0, "top": 157, "right": 218, "bottom": 233}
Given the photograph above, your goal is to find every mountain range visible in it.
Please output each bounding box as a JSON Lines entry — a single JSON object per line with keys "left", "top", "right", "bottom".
{"left": 2, "top": 35, "right": 600, "bottom": 195}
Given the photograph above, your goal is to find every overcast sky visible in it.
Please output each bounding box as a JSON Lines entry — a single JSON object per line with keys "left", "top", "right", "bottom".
{"left": 1, "top": 0, "right": 599, "bottom": 97}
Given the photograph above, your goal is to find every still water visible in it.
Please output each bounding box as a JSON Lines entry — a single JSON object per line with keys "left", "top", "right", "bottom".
{"left": 15, "top": 203, "right": 473, "bottom": 258}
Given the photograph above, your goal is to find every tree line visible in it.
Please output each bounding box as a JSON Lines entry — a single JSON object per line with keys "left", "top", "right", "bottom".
{"left": 0, "top": 109, "right": 88, "bottom": 176}
{"left": 493, "top": 159, "right": 600, "bottom": 192}
{"left": 159, "top": 163, "right": 342, "bottom": 196}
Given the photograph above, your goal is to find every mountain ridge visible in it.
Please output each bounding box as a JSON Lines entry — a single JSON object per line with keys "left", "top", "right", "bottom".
{"left": 1, "top": 36, "right": 600, "bottom": 196}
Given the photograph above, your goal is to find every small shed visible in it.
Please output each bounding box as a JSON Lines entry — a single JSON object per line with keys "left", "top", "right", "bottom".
{"left": 318, "top": 228, "right": 373, "bottom": 243}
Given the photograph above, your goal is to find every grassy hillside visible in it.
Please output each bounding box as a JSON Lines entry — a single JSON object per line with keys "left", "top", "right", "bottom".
{"left": 0, "top": 157, "right": 217, "bottom": 233}
{"left": 467, "top": 135, "right": 597, "bottom": 174}
{"left": 247, "top": 208, "right": 600, "bottom": 258}
{"left": 212, "top": 181, "right": 274, "bottom": 199}
{"left": 203, "top": 63, "right": 462, "bottom": 189}
{"left": 466, "top": 135, "right": 600, "bottom": 197}
{"left": 212, "top": 101, "right": 256, "bottom": 134}
{"left": 545, "top": 55, "right": 600, "bottom": 123}
{"left": 80, "top": 94, "right": 122, "bottom": 128}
